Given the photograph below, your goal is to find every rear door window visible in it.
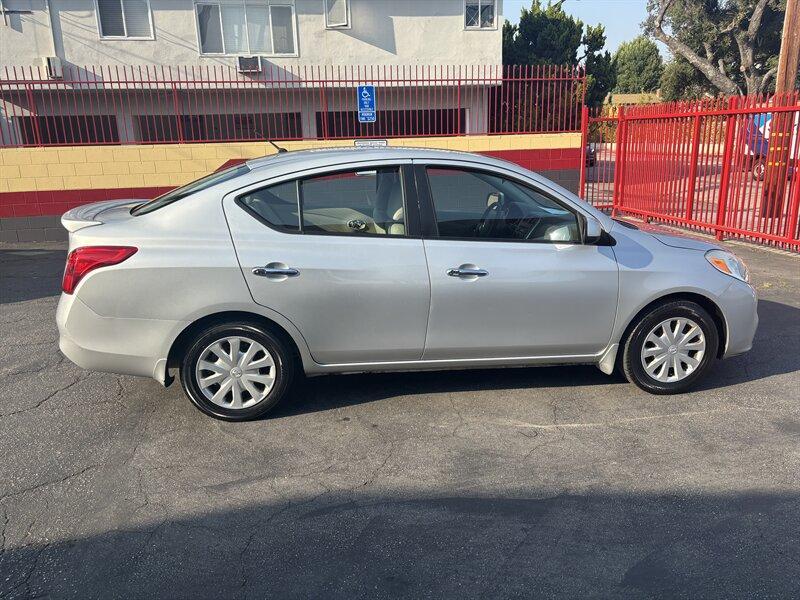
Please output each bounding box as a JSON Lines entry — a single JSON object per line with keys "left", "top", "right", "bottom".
{"left": 237, "top": 166, "right": 407, "bottom": 236}
{"left": 238, "top": 180, "right": 300, "bottom": 232}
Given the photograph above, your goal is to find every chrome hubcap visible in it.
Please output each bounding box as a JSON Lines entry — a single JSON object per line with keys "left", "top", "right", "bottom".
{"left": 641, "top": 318, "right": 706, "bottom": 383}
{"left": 195, "top": 336, "right": 276, "bottom": 409}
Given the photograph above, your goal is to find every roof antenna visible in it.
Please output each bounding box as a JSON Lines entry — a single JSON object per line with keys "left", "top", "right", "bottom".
{"left": 267, "top": 140, "right": 288, "bottom": 154}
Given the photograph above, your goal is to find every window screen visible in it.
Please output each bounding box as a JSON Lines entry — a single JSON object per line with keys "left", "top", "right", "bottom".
{"left": 270, "top": 5, "right": 295, "bottom": 54}
{"left": 325, "top": 0, "right": 348, "bottom": 27}
{"left": 196, "top": 2, "right": 296, "bottom": 55}
{"left": 122, "top": 0, "right": 152, "bottom": 36}
{"left": 465, "top": 0, "right": 494, "bottom": 28}
{"left": 197, "top": 4, "right": 223, "bottom": 53}
{"left": 97, "top": 0, "right": 152, "bottom": 37}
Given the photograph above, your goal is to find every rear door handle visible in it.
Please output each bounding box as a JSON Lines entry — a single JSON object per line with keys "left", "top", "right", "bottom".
{"left": 252, "top": 265, "right": 300, "bottom": 277}
{"left": 447, "top": 267, "right": 488, "bottom": 278}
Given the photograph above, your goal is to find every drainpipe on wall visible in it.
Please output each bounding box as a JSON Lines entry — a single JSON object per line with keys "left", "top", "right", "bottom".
{"left": 44, "top": 0, "right": 59, "bottom": 57}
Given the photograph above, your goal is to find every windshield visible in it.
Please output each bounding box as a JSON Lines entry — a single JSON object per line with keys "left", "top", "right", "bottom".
{"left": 131, "top": 163, "right": 251, "bottom": 216}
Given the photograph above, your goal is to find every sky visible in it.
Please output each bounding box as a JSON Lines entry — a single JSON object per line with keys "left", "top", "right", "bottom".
{"left": 503, "top": 0, "right": 654, "bottom": 54}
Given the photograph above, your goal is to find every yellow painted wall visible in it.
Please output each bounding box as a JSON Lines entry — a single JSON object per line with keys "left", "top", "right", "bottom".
{"left": 0, "top": 133, "right": 581, "bottom": 194}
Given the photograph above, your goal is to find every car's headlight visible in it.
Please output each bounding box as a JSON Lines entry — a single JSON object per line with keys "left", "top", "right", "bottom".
{"left": 705, "top": 249, "right": 749, "bottom": 283}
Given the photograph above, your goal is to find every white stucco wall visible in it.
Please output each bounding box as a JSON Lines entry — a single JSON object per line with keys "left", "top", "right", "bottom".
{"left": 0, "top": 0, "right": 503, "bottom": 69}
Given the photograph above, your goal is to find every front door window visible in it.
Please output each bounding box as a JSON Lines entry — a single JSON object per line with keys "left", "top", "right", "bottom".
{"left": 425, "top": 167, "right": 580, "bottom": 243}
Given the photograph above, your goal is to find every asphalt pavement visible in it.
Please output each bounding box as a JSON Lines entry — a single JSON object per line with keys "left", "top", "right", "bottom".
{"left": 0, "top": 238, "right": 798, "bottom": 599}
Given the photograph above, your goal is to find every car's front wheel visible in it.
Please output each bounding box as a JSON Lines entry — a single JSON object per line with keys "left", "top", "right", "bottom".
{"left": 180, "top": 322, "right": 294, "bottom": 421}
{"left": 622, "top": 300, "right": 719, "bottom": 394}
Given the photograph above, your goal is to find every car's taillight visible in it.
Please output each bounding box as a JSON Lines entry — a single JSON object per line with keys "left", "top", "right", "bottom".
{"left": 62, "top": 246, "right": 138, "bottom": 294}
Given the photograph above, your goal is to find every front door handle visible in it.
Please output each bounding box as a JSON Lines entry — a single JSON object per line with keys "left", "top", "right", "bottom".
{"left": 252, "top": 264, "right": 300, "bottom": 278}
{"left": 447, "top": 266, "right": 489, "bottom": 278}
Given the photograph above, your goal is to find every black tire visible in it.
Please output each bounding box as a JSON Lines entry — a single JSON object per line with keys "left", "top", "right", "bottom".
{"left": 622, "top": 300, "right": 719, "bottom": 395}
{"left": 751, "top": 157, "right": 766, "bottom": 181}
{"left": 180, "top": 322, "right": 294, "bottom": 421}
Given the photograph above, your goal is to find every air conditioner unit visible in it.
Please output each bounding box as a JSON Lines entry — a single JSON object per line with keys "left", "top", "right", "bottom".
{"left": 41, "top": 56, "right": 63, "bottom": 79}
{"left": 236, "top": 56, "right": 261, "bottom": 74}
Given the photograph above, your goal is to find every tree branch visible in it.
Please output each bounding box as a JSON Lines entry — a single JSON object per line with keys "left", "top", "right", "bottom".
{"left": 759, "top": 66, "right": 777, "bottom": 92}
{"left": 651, "top": 0, "right": 740, "bottom": 96}
{"left": 703, "top": 42, "right": 715, "bottom": 64}
{"left": 747, "top": 0, "right": 770, "bottom": 40}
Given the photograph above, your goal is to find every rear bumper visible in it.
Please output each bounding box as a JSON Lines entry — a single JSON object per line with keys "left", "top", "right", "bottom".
{"left": 57, "top": 293, "right": 185, "bottom": 383}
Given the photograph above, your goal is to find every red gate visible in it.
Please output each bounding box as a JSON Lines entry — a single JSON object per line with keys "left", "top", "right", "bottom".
{"left": 580, "top": 93, "right": 800, "bottom": 251}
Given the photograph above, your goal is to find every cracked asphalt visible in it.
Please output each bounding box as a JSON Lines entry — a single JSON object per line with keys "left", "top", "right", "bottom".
{"left": 0, "top": 239, "right": 799, "bottom": 599}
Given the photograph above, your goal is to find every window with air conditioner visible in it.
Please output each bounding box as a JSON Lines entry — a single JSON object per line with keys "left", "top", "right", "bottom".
{"left": 195, "top": 1, "right": 296, "bottom": 56}
{"left": 96, "top": 0, "right": 153, "bottom": 39}
{"left": 324, "top": 0, "right": 349, "bottom": 28}
{"left": 465, "top": 0, "right": 495, "bottom": 29}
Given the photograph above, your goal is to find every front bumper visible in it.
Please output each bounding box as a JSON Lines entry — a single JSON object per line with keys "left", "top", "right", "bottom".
{"left": 57, "top": 293, "right": 186, "bottom": 383}
{"left": 719, "top": 280, "right": 759, "bottom": 358}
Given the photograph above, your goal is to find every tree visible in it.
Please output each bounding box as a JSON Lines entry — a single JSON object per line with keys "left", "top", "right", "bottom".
{"left": 660, "top": 56, "right": 709, "bottom": 100}
{"left": 584, "top": 24, "right": 616, "bottom": 107}
{"left": 645, "top": 0, "right": 785, "bottom": 96}
{"left": 613, "top": 35, "right": 665, "bottom": 93}
{"left": 503, "top": 1, "right": 616, "bottom": 107}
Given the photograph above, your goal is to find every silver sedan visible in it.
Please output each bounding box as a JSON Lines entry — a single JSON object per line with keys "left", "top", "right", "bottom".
{"left": 57, "top": 147, "right": 758, "bottom": 420}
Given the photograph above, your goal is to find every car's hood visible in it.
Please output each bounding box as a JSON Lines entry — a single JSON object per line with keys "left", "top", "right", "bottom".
{"left": 61, "top": 199, "right": 144, "bottom": 232}
{"left": 617, "top": 220, "right": 721, "bottom": 252}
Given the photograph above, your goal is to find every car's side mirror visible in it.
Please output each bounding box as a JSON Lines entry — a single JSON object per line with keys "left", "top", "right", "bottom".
{"left": 583, "top": 217, "right": 604, "bottom": 244}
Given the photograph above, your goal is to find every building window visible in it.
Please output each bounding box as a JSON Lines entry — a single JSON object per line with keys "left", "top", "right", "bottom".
{"left": 195, "top": 1, "right": 296, "bottom": 55}
{"left": 324, "top": 0, "right": 349, "bottom": 28}
{"left": 315, "top": 109, "right": 466, "bottom": 138}
{"left": 96, "top": 0, "right": 153, "bottom": 38}
{"left": 136, "top": 112, "right": 302, "bottom": 142}
{"left": 17, "top": 115, "right": 120, "bottom": 145}
{"left": 465, "top": 0, "right": 495, "bottom": 29}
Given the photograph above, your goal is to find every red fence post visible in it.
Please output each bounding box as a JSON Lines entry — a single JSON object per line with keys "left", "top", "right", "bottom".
{"left": 24, "top": 83, "right": 42, "bottom": 146}
{"left": 714, "top": 96, "right": 738, "bottom": 240}
{"left": 578, "top": 104, "right": 588, "bottom": 199}
{"left": 171, "top": 83, "right": 184, "bottom": 143}
{"left": 318, "top": 77, "right": 329, "bottom": 140}
{"left": 684, "top": 115, "right": 702, "bottom": 221}
{"left": 787, "top": 159, "right": 800, "bottom": 245}
{"left": 612, "top": 105, "right": 627, "bottom": 217}
{"left": 456, "top": 72, "right": 462, "bottom": 135}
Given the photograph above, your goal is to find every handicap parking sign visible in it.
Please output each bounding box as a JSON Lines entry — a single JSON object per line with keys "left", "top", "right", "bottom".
{"left": 357, "top": 85, "right": 376, "bottom": 123}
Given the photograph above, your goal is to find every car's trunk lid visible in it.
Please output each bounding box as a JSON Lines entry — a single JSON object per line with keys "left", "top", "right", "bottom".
{"left": 61, "top": 199, "right": 144, "bottom": 232}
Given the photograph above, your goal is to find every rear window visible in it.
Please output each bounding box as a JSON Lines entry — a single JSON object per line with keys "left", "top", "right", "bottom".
{"left": 131, "top": 164, "right": 251, "bottom": 216}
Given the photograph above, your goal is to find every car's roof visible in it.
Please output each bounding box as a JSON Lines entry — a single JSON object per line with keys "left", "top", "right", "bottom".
{"left": 245, "top": 146, "right": 515, "bottom": 171}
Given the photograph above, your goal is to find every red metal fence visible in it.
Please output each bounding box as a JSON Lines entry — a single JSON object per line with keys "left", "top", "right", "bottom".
{"left": 0, "top": 64, "right": 585, "bottom": 147}
{"left": 581, "top": 93, "right": 800, "bottom": 251}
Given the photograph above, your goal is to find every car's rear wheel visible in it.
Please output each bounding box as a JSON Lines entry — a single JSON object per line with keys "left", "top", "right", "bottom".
{"left": 180, "top": 322, "right": 294, "bottom": 421}
{"left": 622, "top": 300, "right": 719, "bottom": 394}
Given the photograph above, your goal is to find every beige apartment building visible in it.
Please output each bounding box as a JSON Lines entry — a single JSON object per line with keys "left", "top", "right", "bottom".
{"left": 0, "top": 0, "right": 504, "bottom": 144}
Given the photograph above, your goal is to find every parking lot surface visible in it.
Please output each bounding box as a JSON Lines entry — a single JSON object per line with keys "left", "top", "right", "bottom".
{"left": 1, "top": 237, "right": 799, "bottom": 599}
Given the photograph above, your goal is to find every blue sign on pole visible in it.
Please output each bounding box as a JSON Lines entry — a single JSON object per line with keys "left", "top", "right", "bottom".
{"left": 357, "top": 85, "right": 376, "bottom": 123}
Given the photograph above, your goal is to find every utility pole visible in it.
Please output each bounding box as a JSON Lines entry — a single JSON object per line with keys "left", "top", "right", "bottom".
{"left": 775, "top": 0, "right": 800, "bottom": 95}
{"left": 762, "top": 0, "right": 800, "bottom": 218}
